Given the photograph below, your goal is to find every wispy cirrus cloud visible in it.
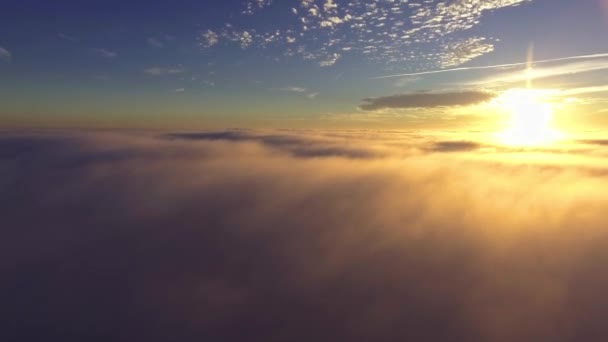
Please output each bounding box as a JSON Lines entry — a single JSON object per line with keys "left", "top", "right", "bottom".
{"left": 471, "top": 58, "right": 608, "bottom": 86}
{"left": 147, "top": 34, "right": 174, "bottom": 48}
{"left": 147, "top": 37, "right": 164, "bottom": 48}
{"left": 374, "top": 52, "right": 608, "bottom": 79}
{"left": 560, "top": 85, "right": 608, "bottom": 96}
{"left": 91, "top": 48, "right": 118, "bottom": 58}
{"left": 243, "top": 0, "right": 273, "bottom": 15}
{"left": 280, "top": 86, "right": 308, "bottom": 93}
{"left": 307, "top": 92, "right": 319, "bottom": 100}
{"left": 279, "top": 86, "right": 319, "bottom": 100}
{"left": 0, "top": 46, "right": 12, "bottom": 63}
{"left": 58, "top": 33, "right": 79, "bottom": 42}
{"left": 144, "top": 66, "right": 187, "bottom": 76}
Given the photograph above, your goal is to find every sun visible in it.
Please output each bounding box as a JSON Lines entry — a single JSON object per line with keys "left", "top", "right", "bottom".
{"left": 496, "top": 89, "right": 562, "bottom": 146}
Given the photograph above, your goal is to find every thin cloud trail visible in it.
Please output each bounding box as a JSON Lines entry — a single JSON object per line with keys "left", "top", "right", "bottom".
{"left": 372, "top": 52, "right": 608, "bottom": 79}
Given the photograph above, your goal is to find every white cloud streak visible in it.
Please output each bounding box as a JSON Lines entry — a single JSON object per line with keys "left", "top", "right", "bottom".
{"left": 373, "top": 52, "right": 608, "bottom": 79}
{"left": 470, "top": 58, "right": 608, "bottom": 86}
{"left": 560, "top": 85, "right": 608, "bottom": 96}
{"left": 280, "top": 86, "right": 308, "bottom": 93}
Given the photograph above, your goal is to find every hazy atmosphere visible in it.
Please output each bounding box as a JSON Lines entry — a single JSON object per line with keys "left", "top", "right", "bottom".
{"left": 2, "top": 1, "right": 608, "bottom": 341}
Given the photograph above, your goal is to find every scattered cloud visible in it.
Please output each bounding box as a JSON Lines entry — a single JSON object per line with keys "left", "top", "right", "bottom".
{"left": 144, "top": 66, "right": 187, "bottom": 76}
{"left": 0, "top": 46, "right": 11, "bottom": 62}
{"left": 280, "top": 86, "right": 308, "bottom": 93}
{"left": 440, "top": 37, "right": 495, "bottom": 68}
{"left": 319, "top": 53, "right": 341, "bottom": 67}
{"left": 147, "top": 34, "right": 174, "bottom": 48}
{"left": 58, "top": 33, "right": 79, "bottom": 42}
{"left": 199, "top": 29, "right": 219, "bottom": 48}
{"left": 147, "top": 37, "right": 164, "bottom": 48}
{"left": 91, "top": 48, "right": 118, "bottom": 58}
{"left": 279, "top": 86, "right": 319, "bottom": 100}
{"left": 394, "top": 77, "right": 420, "bottom": 88}
{"left": 198, "top": 0, "right": 534, "bottom": 68}
{"left": 359, "top": 91, "right": 496, "bottom": 111}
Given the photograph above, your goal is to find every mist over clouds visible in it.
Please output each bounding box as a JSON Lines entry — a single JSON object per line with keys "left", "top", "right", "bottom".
{"left": 3, "top": 130, "right": 608, "bottom": 342}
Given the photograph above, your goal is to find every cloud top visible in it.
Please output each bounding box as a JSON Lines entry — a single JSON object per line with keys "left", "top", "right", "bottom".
{"left": 4, "top": 129, "right": 608, "bottom": 342}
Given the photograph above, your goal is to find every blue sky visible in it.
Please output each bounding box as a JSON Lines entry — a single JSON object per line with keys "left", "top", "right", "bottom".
{"left": 1, "top": 0, "right": 607, "bottom": 129}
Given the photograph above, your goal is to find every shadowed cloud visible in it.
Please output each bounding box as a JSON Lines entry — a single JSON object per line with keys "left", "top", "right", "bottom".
{"left": 580, "top": 139, "right": 608, "bottom": 146}
{"left": 359, "top": 91, "right": 496, "bottom": 111}
{"left": 429, "top": 141, "right": 481, "bottom": 152}
{"left": 166, "top": 131, "right": 383, "bottom": 158}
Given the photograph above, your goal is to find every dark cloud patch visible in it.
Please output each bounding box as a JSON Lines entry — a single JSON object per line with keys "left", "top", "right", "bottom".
{"left": 359, "top": 91, "right": 496, "bottom": 111}
{"left": 3, "top": 131, "right": 608, "bottom": 342}
{"left": 429, "top": 141, "right": 481, "bottom": 153}
{"left": 579, "top": 139, "right": 608, "bottom": 146}
{"left": 167, "top": 131, "right": 253, "bottom": 142}
{"left": 167, "top": 131, "right": 382, "bottom": 159}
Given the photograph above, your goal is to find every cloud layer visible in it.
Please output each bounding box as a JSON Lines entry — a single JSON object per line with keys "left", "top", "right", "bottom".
{"left": 3, "top": 129, "right": 608, "bottom": 342}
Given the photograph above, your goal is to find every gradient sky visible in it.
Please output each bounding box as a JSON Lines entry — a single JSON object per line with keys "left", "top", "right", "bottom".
{"left": 5, "top": 3, "right": 608, "bottom": 340}
{"left": 1, "top": 0, "right": 607, "bottom": 129}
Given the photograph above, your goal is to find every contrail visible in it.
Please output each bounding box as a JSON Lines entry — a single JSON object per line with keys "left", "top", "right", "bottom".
{"left": 372, "top": 52, "right": 608, "bottom": 79}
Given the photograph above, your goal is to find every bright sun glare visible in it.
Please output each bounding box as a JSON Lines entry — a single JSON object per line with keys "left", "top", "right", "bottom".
{"left": 497, "top": 89, "right": 562, "bottom": 146}
{"left": 496, "top": 45, "right": 564, "bottom": 147}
